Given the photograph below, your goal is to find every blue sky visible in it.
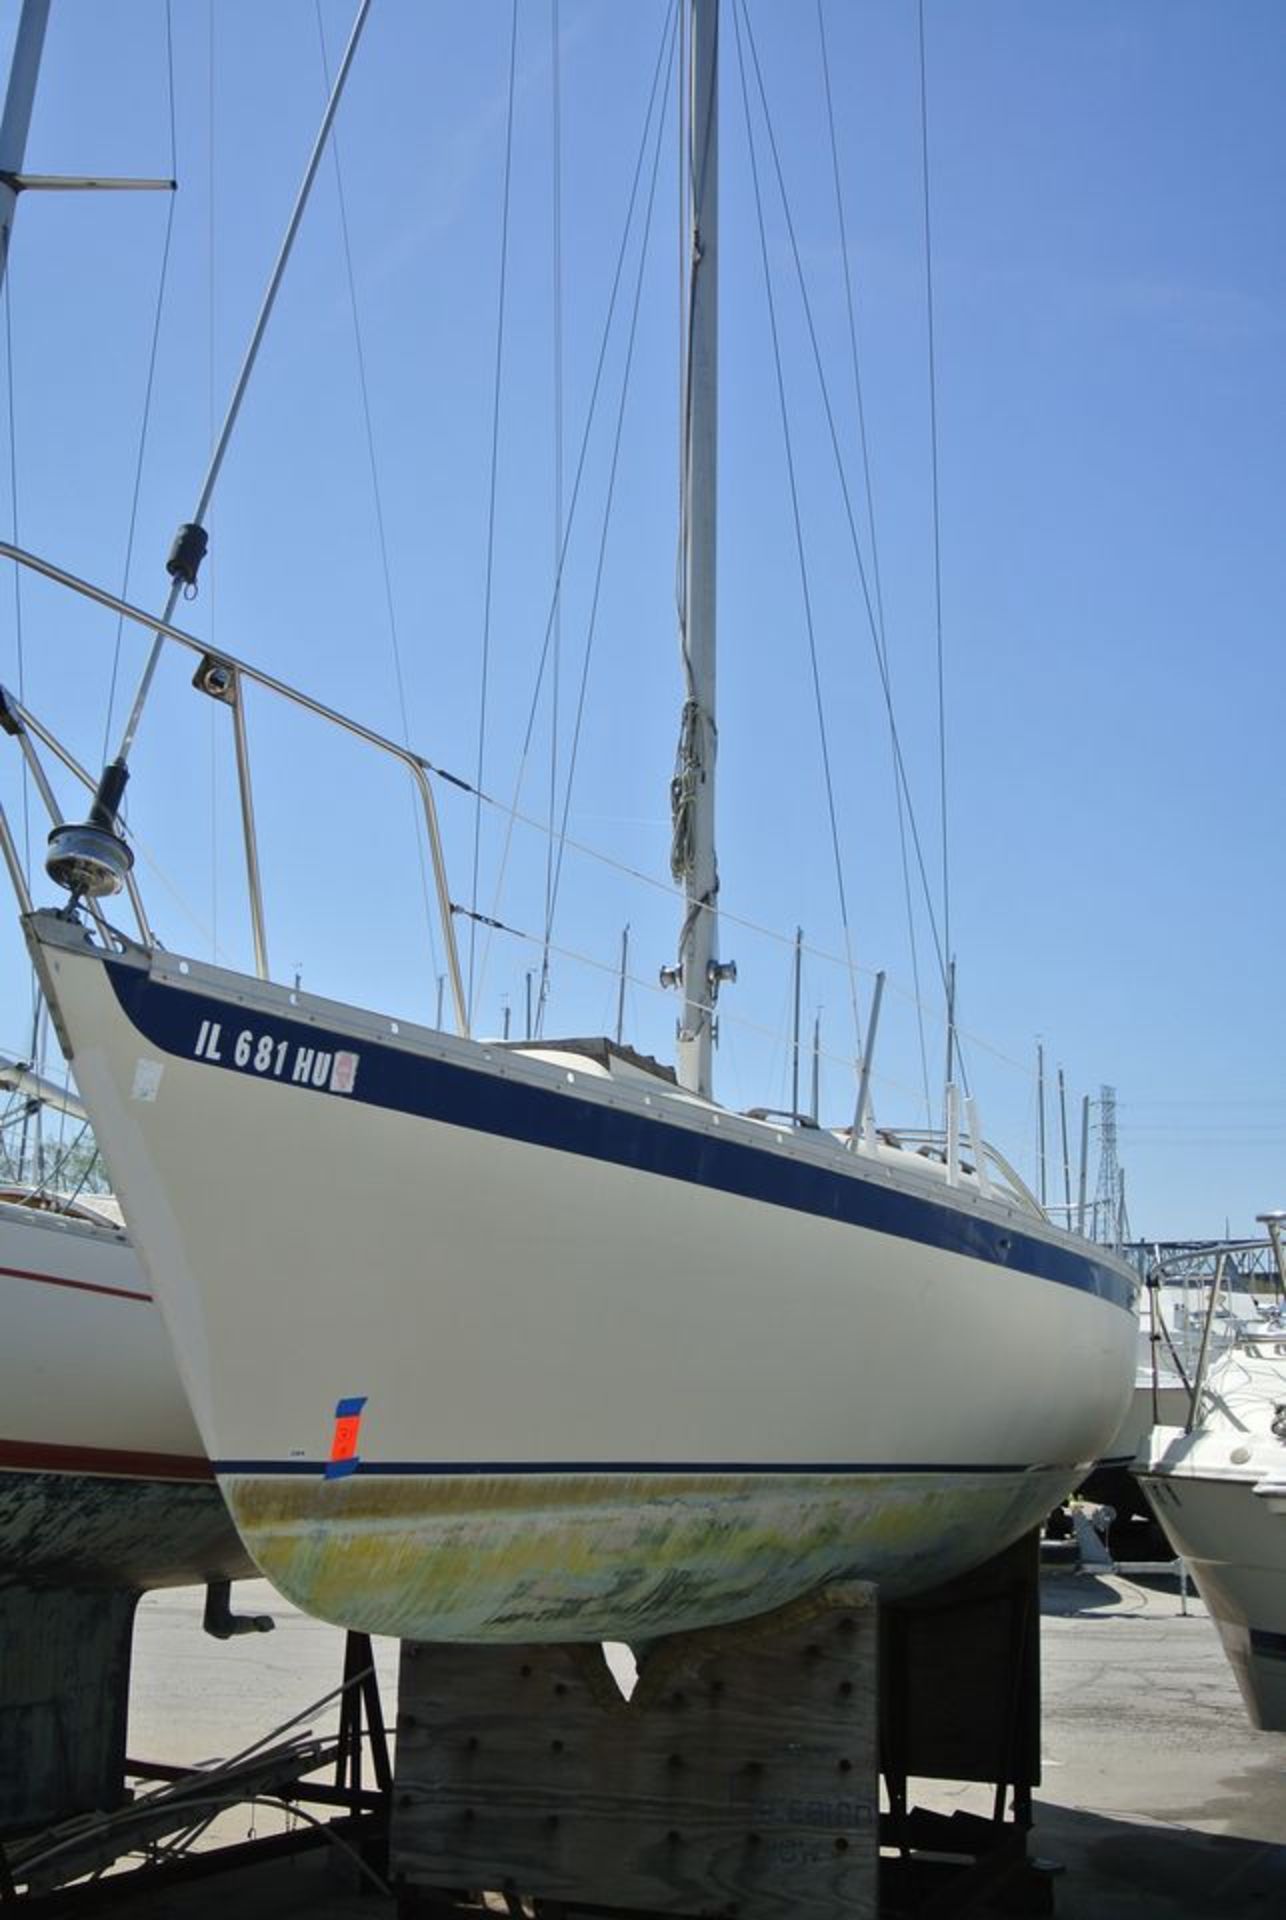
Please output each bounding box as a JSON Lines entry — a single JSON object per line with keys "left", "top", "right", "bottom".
{"left": 1, "top": 0, "right": 1283, "bottom": 1238}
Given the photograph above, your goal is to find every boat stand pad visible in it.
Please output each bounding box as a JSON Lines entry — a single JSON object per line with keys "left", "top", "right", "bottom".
{"left": 392, "top": 1580, "right": 878, "bottom": 1919}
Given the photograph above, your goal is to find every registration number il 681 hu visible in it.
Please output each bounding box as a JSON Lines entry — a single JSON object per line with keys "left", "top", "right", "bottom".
{"left": 193, "top": 1019, "right": 360, "bottom": 1095}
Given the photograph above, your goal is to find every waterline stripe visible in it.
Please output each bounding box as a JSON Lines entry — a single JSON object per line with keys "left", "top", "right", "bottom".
{"left": 214, "top": 1457, "right": 1078, "bottom": 1478}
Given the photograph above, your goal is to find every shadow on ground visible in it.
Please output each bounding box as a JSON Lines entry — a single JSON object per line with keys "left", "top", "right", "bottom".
{"left": 1041, "top": 1565, "right": 1196, "bottom": 1618}
{"left": 1032, "top": 1798, "right": 1286, "bottom": 1918}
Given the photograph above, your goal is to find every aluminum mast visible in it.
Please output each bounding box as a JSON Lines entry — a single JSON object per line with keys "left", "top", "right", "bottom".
{"left": 669, "top": 0, "right": 732, "bottom": 1100}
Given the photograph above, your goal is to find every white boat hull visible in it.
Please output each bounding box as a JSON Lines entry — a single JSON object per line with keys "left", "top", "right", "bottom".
{"left": 1101, "top": 1374, "right": 1192, "bottom": 1468}
{"left": 29, "top": 914, "right": 1138, "bottom": 1642}
{"left": 1139, "top": 1428, "right": 1286, "bottom": 1731}
{"left": 0, "top": 1194, "right": 251, "bottom": 1588}
{"left": 1138, "top": 1334, "right": 1286, "bottom": 1730}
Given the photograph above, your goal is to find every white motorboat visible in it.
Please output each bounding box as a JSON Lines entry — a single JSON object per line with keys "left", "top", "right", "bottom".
{"left": 11, "top": 0, "right": 1138, "bottom": 1645}
{"left": 1139, "top": 1334, "right": 1286, "bottom": 1731}
{"left": 1102, "top": 1364, "right": 1190, "bottom": 1477}
{"left": 1100, "top": 1256, "right": 1265, "bottom": 1470}
{"left": 1138, "top": 1212, "right": 1286, "bottom": 1731}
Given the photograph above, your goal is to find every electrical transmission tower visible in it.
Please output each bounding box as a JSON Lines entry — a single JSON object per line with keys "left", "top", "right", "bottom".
{"left": 1093, "top": 1085, "right": 1125, "bottom": 1247}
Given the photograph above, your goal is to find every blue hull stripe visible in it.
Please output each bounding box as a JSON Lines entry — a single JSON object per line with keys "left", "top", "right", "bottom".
{"left": 214, "top": 1457, "right": 1067, "bottom": 1478}
{"left": 103, "top": 958, "right": 1136, "bottom": 1313}
{"left": 1250, "top": 1628, "right": 1286, "bottom": 1662}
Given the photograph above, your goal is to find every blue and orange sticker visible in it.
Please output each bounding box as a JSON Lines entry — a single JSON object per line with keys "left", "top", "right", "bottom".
{"left": 324, "top": 1395, "right": 367, "bottom": 1479}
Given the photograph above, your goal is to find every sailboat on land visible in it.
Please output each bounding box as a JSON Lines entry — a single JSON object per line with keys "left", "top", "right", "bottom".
{"left": 17, "top": 0, "right": 1137, "bottom": 1644}
{"left": 0, "top": 0, "right": 249, "bottom": 1605}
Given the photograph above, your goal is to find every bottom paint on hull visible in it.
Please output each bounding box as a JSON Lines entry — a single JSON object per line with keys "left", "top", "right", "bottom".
{"left": 223, "top": 1464, "right": 1075, "bottom": 1642}
{"left": 0, "top": 1468, "right": 252, "bottom": 1591}
{"left": 0, "top": 1191, "right": 253, "bottom": 1591}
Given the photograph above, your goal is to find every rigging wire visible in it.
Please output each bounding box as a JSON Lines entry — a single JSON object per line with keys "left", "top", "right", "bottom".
{"left": 535, "top": 0, "right": 565, "bottom": 1034}
{"left": 732, "top": 3, "right": 965, "bottom": 1095}
{"left": 314, "top": 0, "right": 441, "bottom": 983}
{"left": 917, "top": 0, "right": 952, "bottom": 1067}
{"left": 101, "top": 0, "right": 376, "bottom": 787}
{"left": 473, "top": 0, "right": 679, "bottom": 1007}
{"left": 454, "top": 892, "right": 941, "bottom": 1115}
{"left": 817, "top": 0, "right": 932, "bottom": 1125}
{"left": 159, "top": 576, "right": 989, "bottom": 1087}
{"left": 534, "top": 3, "right": 679, "bottom": 1024}
{"left": 441, "top": 748, "right": 1031, "bottom": 1080}
{"left": 467, "top": 0, "right": 520, "bottom": 1025}
{"left": 731, "top": 0, "right": 866, "bottom": 1083}
{"left": 101, "top": 0, "right": 179, "bottom": 762}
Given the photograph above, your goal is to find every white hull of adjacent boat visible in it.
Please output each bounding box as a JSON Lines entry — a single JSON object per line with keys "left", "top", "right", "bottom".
{"left": 1102, "top": 1373, "right": 1191, "bottom": 1469}
{"left": 30, "top": 913, "right": 1138, "bottom": 1643}
{"left": 1138, "top": 1338, "right": 1286, "bottom": 1731}
{"left": 0, "top": 1193, "right": 251, "bottom": 1588}
{"left": 1139, "top": 1437, "right": 1286, "bottom": 1731}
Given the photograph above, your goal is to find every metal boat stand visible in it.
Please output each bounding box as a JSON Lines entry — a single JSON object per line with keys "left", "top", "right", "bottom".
{"left": 0, "top": 1571, "right": 272, "bottom": 1846}
{"left": 0, "top": 1627, "right": 392, "bottom": 1907}
{"left": 392, "top": 1532, "right": 1051, "bottom": 1920}
{"left": 879, "top": 1533, "right": 1051, "bottom": 1918}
